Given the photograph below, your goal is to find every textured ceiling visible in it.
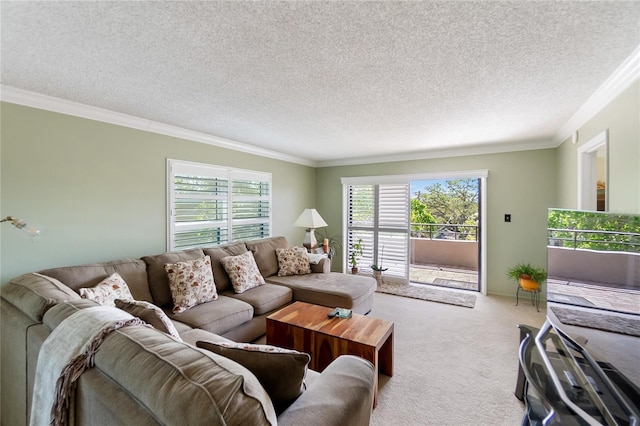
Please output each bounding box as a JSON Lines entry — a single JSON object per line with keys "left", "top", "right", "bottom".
{"left": 2, "top": 1, "right": 640, "bottom": 165}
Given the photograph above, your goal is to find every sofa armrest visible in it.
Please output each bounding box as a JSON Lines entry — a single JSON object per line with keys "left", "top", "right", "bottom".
{"left": 1, "top": 273, "right": 80, "bottom": 322}
{"left": 310, "top": 257, "right": 331, "bottom": 274}
{"left": 278, "top": 355, "right": 375, "bottom": 426}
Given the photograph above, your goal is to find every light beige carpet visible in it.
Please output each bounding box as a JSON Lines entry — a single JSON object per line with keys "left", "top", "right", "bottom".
{"left": 370, "top": 291, "right": 546, "bottom": 425}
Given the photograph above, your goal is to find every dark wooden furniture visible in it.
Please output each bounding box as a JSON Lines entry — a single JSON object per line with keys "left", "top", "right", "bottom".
{"left": 266, "top": 301, "right": 394, "bottom": 407}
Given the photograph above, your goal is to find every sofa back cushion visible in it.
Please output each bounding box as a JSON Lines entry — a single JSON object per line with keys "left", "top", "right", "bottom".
{"left": 92, "top": 326, "right": 277, "bottom": 425}
{"left": 43, "top": 300, "right": 101, "bottom": 331}
{"left": 203, "top": 242, "right": 248, "bottom": 292}
{"left": 141, "top": 249, "right": 204, "bottom": 307}
{"left": 1, "top": 273, "right": 82, "bottom": 322}
{"left": 38, "top": 259, "right": 152, "bottom": 303}
{"left": 245, "top": 237, "right": 289, "bottom": 278}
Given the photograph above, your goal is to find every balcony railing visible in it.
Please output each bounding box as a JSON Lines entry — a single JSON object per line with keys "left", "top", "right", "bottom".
{"left": 411, "top": 223, "right": 478, "bottom": 241}
{"left": 548, "top": 228, "right": 640, "bottom": 253}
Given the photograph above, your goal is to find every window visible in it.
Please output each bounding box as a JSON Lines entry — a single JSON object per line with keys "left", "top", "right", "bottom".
{"left": 167, "top": 159, "right": 271, "bottom": 250}
{"left": 344, "top": 182, "right": 410, "bottom": 281}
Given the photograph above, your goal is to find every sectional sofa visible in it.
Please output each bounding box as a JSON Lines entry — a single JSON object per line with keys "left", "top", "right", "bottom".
{"left": 1, "top": 236, "right": 378, "bottom": 425}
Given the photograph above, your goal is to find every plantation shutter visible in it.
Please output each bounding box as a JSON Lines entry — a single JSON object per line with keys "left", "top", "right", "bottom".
{"left": 231, "top": 170, "right": 271, "bottom": 241}
{"left": 168, "top": 160, "right": 271, "bottom": 250}
{"left": 347, "top": 185, "right": 375, "bottom": 271}
{"left": 378, "top": 184, "right": 410, "bottom": 278}
{"left": 345, "top": 181, "right": 409, "bottom": 282}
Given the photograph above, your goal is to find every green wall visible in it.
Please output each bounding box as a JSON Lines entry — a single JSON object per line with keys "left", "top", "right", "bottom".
{"left": 556, "top": 80, "right": 640, "bottom": 213}
{"left": 314, "top": 79, "right": 639, "bottom": 297}
{"left": 2, "top": 79, "right": 637, "bottom": 293}
{"left": 316, "top": 149, "right": 558, "bottom": 297}
{"left": 0, "top": 103, "right": 316, "bottom": 283}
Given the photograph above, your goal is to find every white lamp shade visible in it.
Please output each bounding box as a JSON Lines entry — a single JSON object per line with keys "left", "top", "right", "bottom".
{"left": 293, "top": 209, "right": 328, "bottom": 229}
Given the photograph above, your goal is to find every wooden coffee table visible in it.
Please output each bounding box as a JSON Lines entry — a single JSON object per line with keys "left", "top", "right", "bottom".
{"left": 266, "top": 301, "right": 394, "bottom": 407}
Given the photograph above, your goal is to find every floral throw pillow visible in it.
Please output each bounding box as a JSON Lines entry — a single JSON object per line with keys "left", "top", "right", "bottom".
{"left": 115, "top": 299, "right": 183, "bottom": 341}
{"left": 276, "top": 246, "right": 311, "bottom": 277}
{"left": 164, "top": 255, "right": 218, "bottom": 314}
{"left": 79, "top": 272, "right": 134, "bottom": 306}
{"left": 220, "top": 251, "right": 265, "bottom": 294}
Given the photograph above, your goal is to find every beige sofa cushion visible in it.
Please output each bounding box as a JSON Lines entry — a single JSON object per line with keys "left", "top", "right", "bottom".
{"left": 245, "top": 236, "right": 289, "bottom": 278}
{"left": 93, "top": 326, "right": 277, "bottom": 425}
{"left": 197, "top": 340, "right": 310, "bottom": 414}
{"left": 141, "top": 249, "right": 204, "bottom": 307}
{"left": 265, "top": 272, "right": 376, "bottom": 314}
{"left": 166, "top": 295, "right": 253, "bottom": 336}
{"left": 0, "top": 273, "right": 81, "bottom": 322}
{"left": 222, "top": 284, "right": 292, "bottom": 316}
{"left": 203, "top": 242, "right": 248, "bottom": 293}
{"left": 43, "top": 300, "right": 101, "bottom": 331}
{"left": 39, "top": 259, "right": 153, "bottom": 303}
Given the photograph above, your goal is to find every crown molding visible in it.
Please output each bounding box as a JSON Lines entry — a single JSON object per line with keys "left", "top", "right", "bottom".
{"left": 4, "top": 39, "right": 637, "bottom": 170}
{"left": 0, "top": 85, "right": 317, "bottom": 167}
{"left": 317, "top": 138, "right": 558, "bottom": 168}
{"left": 554, "top": 45, "right": 640, "bottom": 145}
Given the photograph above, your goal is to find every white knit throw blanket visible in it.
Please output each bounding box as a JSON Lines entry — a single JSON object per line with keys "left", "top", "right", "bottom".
{"left": 30, "top": 306, "right": 144, "bottom": 426}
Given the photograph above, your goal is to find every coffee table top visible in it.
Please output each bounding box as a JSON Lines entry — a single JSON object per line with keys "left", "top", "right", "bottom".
{"left": 267, "top": 301, "right": 393, "bottom": 349}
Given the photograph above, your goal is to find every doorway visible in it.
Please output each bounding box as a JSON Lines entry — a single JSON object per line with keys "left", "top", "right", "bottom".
{"left": 409, "top": 178, "right": 481, "bottom": 292}
{"left": 341, "top": 170, "right": 488, "bottom": 295}
{"left": 578, "top": 130, "right": 608, "bottom": 211}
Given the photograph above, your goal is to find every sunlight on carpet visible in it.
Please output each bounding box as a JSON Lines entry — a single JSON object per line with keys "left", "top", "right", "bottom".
{"left": 550, "top": 306, "right": 640, "bottom": 337}
{"left": 376, "top": 282, "right": 476, "bottom": 308}
{"left": 433, "top": 278, "right": 479, "bottom": 291}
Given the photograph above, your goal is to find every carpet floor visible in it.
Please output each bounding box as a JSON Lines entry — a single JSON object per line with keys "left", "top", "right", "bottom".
{"left": 376, "top": 282, "right": 477, "bottom": 308}
{"left": 370, "top": 291, "right": 545, "bottom": 425}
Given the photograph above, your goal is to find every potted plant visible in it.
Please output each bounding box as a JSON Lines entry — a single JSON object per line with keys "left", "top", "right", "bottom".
{"left": 370, "top": 246, "right": 388, "bottom": 285}
{"left": 506, "top": 262, "right": 547, "bottom": 291}
{"left": 349, "top": 239, "right": 364, "bottom": 274}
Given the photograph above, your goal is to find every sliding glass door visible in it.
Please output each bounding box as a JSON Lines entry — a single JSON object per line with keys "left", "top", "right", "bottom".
{"left": 342, "top": 170, "right": 488, "bottom": 294}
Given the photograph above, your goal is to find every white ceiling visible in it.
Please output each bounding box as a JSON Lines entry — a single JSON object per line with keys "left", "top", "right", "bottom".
{"left": 2, "top": 1, "right": 639, "bottom": 167}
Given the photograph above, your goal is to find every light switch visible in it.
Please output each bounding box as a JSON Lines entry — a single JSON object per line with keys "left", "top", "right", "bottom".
{"left": 505, "top": 214, "right": 511, "bottom": 223}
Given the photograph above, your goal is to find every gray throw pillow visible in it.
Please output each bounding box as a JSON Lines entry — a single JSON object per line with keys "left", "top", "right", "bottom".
{"left": 115, "top": 299, "right": 182, "bottom": 341}
{"left": 196, "top": 340, "right": 310, "bottom": 413}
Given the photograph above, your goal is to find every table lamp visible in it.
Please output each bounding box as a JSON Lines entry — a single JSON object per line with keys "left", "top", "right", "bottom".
{"left": 293, "top": 209, "right": 328, "bottom": 252}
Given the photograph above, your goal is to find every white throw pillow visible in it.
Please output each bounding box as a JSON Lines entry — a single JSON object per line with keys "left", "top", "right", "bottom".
{"left": 79, "top": 272, "right": 134, "bottom": 306}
